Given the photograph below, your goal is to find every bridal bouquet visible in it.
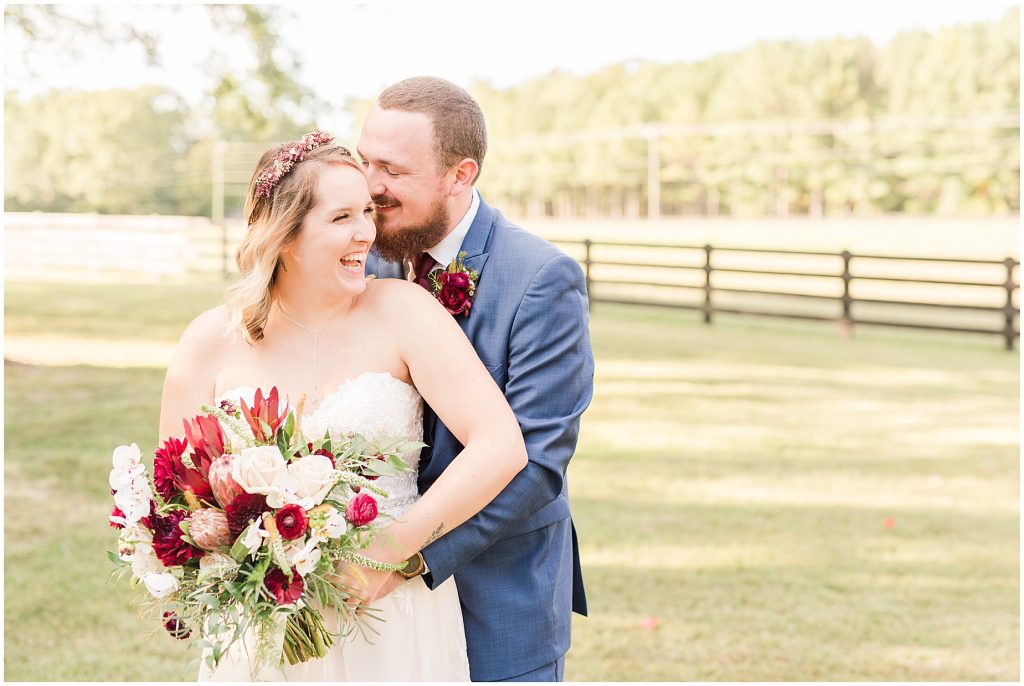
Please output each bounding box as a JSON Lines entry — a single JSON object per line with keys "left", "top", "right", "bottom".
{"left": 107, "top": 387, "right": 420, "bottom": 674}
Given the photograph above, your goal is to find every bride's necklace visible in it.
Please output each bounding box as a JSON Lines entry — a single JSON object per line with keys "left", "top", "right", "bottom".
{"left": 277, "top": 302, "right": 350, "bottom": 405}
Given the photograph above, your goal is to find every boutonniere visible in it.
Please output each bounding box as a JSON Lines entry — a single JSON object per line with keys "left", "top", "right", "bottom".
{"left": 429, "top": 251, "right": 478, "bottom": 317}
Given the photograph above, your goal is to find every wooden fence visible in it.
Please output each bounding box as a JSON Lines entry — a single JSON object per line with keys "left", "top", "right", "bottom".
{"left": 5, "top": 213, "right": 1018, "bottom": 349}
{"left": 553, "top": 240, "right": 1020, "bottom": 350}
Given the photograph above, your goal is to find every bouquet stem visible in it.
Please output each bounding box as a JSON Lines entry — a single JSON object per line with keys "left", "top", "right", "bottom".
{"left": 283, "top": 606, "right": 334, "bottom": 665}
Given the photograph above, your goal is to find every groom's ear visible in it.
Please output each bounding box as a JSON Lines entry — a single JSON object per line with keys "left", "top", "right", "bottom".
{"left": 447, "top": 158, "right": 479, "bottom": 197}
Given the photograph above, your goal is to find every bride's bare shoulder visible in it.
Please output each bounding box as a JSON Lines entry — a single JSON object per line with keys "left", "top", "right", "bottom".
{"left": 362, "top": 276, "right": 441, "bottom": 312}
{"left": 173, "top": 304, "right": 237, "bottom": 362}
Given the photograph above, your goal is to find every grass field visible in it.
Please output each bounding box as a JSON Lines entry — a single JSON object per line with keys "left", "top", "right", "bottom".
{"left": 3, "top": 280, "right": 1019, "bottom": 681}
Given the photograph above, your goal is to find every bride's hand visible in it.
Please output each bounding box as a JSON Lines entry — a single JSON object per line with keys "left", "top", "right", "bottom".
{"left": 332, "top": 538, "right": 409, "bottom": 607}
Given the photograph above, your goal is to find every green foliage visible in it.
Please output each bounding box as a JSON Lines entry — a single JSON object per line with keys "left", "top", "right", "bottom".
{"left": 470, "top": 9, "right": 1018, "bottom": 218}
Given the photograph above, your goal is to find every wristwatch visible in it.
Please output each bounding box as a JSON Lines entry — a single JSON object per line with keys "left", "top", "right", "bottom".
{"left": 398, "top": 551, "right": 426, "bottom": 579}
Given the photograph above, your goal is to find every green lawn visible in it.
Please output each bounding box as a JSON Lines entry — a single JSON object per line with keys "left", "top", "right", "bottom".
{"left": 4, "top": 280, "right": 1019, "bottom": 681}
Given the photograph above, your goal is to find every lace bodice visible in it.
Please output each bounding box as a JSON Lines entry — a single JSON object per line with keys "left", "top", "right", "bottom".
{"left": 216, "top": 372, "right": 424, "bottom": 519}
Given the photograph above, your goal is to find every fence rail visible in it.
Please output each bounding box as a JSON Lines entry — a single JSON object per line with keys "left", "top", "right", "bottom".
{"left": 557, "top": 239, "right": 1020, "bottom": 350}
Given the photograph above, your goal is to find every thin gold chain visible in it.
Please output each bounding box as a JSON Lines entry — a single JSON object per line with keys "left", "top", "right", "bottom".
{"left": 277, "top": 302, "right": 350, "bottom": 403}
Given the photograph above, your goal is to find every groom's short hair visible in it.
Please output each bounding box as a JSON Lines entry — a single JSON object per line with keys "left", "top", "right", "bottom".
{"left": 378, "top": 76, "right": 487, "bottom": 183}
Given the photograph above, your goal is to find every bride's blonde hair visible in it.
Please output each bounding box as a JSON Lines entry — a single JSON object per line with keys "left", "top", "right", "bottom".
{"left": 225, "top": 141, "right": 363, "bottom": 344}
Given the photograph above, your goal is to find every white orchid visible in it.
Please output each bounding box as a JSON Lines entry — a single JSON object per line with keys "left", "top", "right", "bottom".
{"left": 241, "top": 520, "right": 268, "bottom": 556}
{"left": 284, "top": 538, "right": 322, "bottom": 577}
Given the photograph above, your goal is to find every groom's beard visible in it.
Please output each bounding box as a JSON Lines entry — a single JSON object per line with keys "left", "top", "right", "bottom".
{"left": 371, "top": 193, "right": 451, "bottom": 263}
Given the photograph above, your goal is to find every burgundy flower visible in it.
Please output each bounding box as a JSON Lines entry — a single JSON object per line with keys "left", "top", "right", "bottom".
{"left": 240, "top": 387, "right": 288, "bottom": 443}
{"left": 275, "top": 504, "right": 308, "bottom": 540}
{"left": 438, "top": 285, "right": 472, "bottom": 316}
{"left": 153, "top": 437, "right": 187, "bottom": 501}
{"left": 154, "top": 434, "right": 214, "bottom": 503}
{"left": 345, "top": 493, "right": 378, "bottom": 527}
{"left": 162, "top": 611, "right": 191, "bottom": 639}
{"left": 225, "top": 492, "right": 270, "bottom": 535}
{"left": 440, "top": 271, "right": 471, "bottom": 290}
{"left": 109, "top": 505, "right": 126, "bottom": 529}
{"left": 151, "top": 509, "right": 204, "bottom": 567}
{"left": 264, "top": 567, "right": 304, "bottom": 605}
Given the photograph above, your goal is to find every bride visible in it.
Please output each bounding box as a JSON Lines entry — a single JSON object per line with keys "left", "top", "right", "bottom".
{"left": 159, "top": 131, "right": 527, "bottom": 681}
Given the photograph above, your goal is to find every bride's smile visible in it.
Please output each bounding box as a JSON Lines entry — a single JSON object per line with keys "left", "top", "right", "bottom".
{"left": 277, "top": 162, "right": 376, "bottom": 306}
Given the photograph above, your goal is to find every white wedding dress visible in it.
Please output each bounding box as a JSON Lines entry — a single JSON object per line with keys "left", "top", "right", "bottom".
{"left": 198, "top": 372, "right": 470, "bottom": 682}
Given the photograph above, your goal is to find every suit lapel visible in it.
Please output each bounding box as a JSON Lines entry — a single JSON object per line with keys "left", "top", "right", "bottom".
{"left": 421, "top": 196, "right": 496, "bottom": 483}
{"left": 454, "top": 196, "right": 496, "bottom": 334}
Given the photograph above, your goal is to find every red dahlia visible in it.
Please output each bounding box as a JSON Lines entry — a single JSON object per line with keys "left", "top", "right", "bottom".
{"left": 151, "top": 509, "right": 204, "bottom": 567}
{"left": 153, "top": 436, "right": 187, "bottom": 501}
{"left": 225, "top": 492, "right": 270, "bottom": 535}
{"left": 264, "top": 567, "right": 304, "bottom": 605}
{"left": 275, "top": 504, "right": 308, "bottom": 540}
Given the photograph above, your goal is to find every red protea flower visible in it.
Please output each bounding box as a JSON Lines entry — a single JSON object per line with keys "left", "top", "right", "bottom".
{"left": 151, "top": 509, "right": 204, "bottom": 567}
{"left": 208, "top": 454, "right": 244, "bottom": 508}
{"left": 153, "top": 436, "right": 188, "bottom": 501}
{"left": 264, "top": 567, "right": 304, "bottom": 605}
{"left": 109, "top": 505, "right": 126, "bottom": 529}
{"left": 190, "top": 508, "right": 233, "bottom": 550}
{"left": 240, "top": 387, "right": 288, "bottom": 443}
{"left": 225, "top": 492, "right": 270, "bottom": 535}
{"left": 275, "top": 504, "right": 308, "bottom": 540}
{"left": 162, "top": 611, "right": 191, "bottom": 639}
{"left": 182, "top": 415, "right": 225, "bottom": 470}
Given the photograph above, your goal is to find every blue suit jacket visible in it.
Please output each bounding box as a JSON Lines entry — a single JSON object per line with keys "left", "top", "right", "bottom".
{"left": 367, "top": 197, "right": 593, "bottom": 680}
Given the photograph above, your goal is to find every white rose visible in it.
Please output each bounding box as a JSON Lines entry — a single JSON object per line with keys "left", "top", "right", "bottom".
{"left": 232, "top": 445, "right": 288, "bottom": 496}
{"left": 288, "top": 454, "right": 336, "bottom": 505}
{"left": 143, "top": 572, "right": 180, "bottom": 599}
{"left": 131, "top": 550, "right": 164, "bottom": 579}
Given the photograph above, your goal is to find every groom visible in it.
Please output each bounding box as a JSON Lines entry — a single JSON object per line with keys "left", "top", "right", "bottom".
{"left": 360, "top": 76, "right": 594, "bottom": 682}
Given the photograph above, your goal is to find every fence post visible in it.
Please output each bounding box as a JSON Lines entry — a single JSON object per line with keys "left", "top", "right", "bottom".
{"left": 703, "top": 244, "right": 713, "bottom": 324}
{"left": 840, "top": 250, "right": 853, "bottom": 338}
{"left": 583, "top": 239, "right": 593, "bottom": 310}
{"left": 1003, "top": 257, "right": 1018, "bottom": 351}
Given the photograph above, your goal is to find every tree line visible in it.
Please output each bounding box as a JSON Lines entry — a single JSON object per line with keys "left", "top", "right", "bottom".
{"left": 4, "top": 7, "right": 1018, "bottom": 218}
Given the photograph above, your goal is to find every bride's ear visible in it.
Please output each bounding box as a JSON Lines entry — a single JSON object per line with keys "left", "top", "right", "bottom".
{"left": 448, "top": 158, "right": 479, "bottom": 197}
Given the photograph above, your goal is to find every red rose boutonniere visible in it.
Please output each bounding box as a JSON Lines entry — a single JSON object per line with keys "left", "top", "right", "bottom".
{"left": 429, "top": 251, "right": 478, "bottom": 317}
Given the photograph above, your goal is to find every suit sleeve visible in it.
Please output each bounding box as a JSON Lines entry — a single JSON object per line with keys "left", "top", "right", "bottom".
{"left": 419, "top": 252, "right": 595, "bottom": 587}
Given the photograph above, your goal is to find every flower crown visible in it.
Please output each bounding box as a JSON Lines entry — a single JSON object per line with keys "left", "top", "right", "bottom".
{"left": 254, "top": 130, "right": 337, "bottom": 199}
